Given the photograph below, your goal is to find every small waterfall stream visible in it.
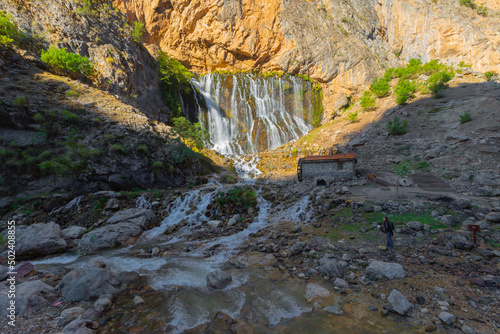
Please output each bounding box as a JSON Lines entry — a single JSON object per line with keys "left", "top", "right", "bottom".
{"left": 193, "top": 73, "right": 321, "bottom": 155}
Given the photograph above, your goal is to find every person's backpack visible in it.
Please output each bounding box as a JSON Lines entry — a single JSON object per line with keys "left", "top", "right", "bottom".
{"left": 387, "top": 220, "right": 395, "bottom": 232}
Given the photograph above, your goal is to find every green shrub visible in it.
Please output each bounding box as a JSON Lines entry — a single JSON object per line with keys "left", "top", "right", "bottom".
{"left": 171, "top": 116, "right": 209, "bottom": 150}
{"left": 41, "top": 46, "right": 94, "bottom": 78}
{"left": 216, "top": 186, "right": 257, "bottom": 208}
{"left": 346, "top": 111, "right": 359, "bottom": 123}
{"left": 65, "top": 90, "right": 81, "bottom": 98}
{"left": 33, "top": 113, "right": 45, "bottom": 123}
{"left": 137, "top": 144, "right": 147, "bottom": 154}
{"left": 75, "top": 0, "right": 106, "bottom": 16}
{"left": 105, "top": 134, "right": 116, "bottom": 141}
{"left": 153, "top": 161, "right": 164, "bottom": 169}
{"left": 131, "top": 21, "right": 145, "bottom": 42}
{"left": 89, "top": 149, "right": 102, "bottom": 158}
{"left": 427, "top": 70, "right": 454, "bottom": 98}
{"left": 484, "top": 71, "right": 497, "bottom": 81}
{"left": 458, "top": 61, "right": 472, "bottom": 68}
{"left": 459, "top": 0, "right": 476, "bottom": 9}
{"left": 158, "top": 51, "right": 194, "bottom": 117}
{"left": 394, "top": 79, "right": 417, "bottom": 105}
{"left": 360, "top": 90, "right": 376, "bottom": 111}
{"left": 0, "top": 11, "right": 22, "bottom": 46}
{"left": 59, "top": 110, "right": 80, "bottom": 123}
{"left": 386, "top": 116, "right": 408, "bottom": 135}
{"left": 0, "top": 147, "right": 7, "bottom": 157}
{"left": 414, "top": 161, "right": 430, "bottom": 170}
{"left": 37, "top": 150, "right": 53, "bottom": 161}
{"left": 370, "top": 77, "right": 390, "bottom": 97}
{"left": 109, "top": 144, "right": 126, "bottom": 154}
{"left": 459, "top": 112, "right": 472, "bottom": 123}
{"left": 477, "top": 5, "right": 488, "bottom": 16}
{"left": 43, "top": 110, "right": 56, "bottom": 117}
{"left": 13, "top": 95, "right": 27, "bottom": 107}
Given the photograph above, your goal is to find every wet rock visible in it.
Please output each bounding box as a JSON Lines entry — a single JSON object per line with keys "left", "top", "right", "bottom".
{"left": 388, "top": 289, "right": 412, "bottom": 315}
{"left": 407, "top": 221, "right": 423, "bottom": 231}
{"left": 105, "top": 198, "right": 120, "bottom": 210}
{"left": 206, "top": 270, "right": 232, "bottom": 289}
{"left": 94, "top": 297, "right": 112, "bottom": 312}
{"left": 62, "top": 319, "right": 96, "bottom": 334}
{"left": 208, "top": 220, "right": 222, "bottom": 228}
{"left": 485, "top": 212, "right": 500, "bottom": 223}
{"left": 365, "top": 261, "right": 406, "bottom": 279}
{"left": 438, "top": 311, "right": 456, "bottom": 325}
{"left": 0, "top": 280, "right": 53, "bottom": 317}
{"left": 318, "top": 257, "right": 346, "bottom": 278}
{"left": 323, "top": 306, "right": 344, "bottom": 315}
{"left": 14, "top": 262, "right": 35, "bottom": 278}
{"left": 57, "top": 268, "right": 121, "bottom": 302}
{"left": 306, "top": 283, "right": 332, "bottom": 302}
{"left": 62, "top": 226, "right": 87, "bottom": 239}
{"left": 6, "top": 222, "right": 67, "bottom": 259}
{"left": 134, "top": 296, "right": 145, "bottom": 305}
{"left": 57, "top": 306, "right": 85, "bottom": 327}
{"left": 461, "top": 324, "right": 476, "bottom": 334}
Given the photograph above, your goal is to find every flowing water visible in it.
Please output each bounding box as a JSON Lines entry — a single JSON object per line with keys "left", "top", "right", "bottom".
{"left": 193, "top": 73, "right": 320, "bottom": 155}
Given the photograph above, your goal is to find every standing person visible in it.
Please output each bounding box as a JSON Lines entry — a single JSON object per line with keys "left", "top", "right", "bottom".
{"left": 380, "top": 216, "right": 395, "bottom": 250}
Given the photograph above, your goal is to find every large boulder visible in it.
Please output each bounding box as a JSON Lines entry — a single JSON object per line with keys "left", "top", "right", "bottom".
{"left": 4, "top": 222, "right": 66, "bottom": 259}
{"left": 0, "top": 280, "right": 54, "bottom": 317}
{"left": 78, "top": 208, "right": 158, "bottom": 253}
{"left": 388, "top": 289, "right": 412, "bottom": 315}
{"left": 407, "top": 221, "right": 423, "bottom": 231}
{"left": 62, "top": 226, "right": 87, "bottom": 239}
{"left": 62, "top": 319, "right": 96, "bottom": 334}
{"left": 56, "top": 268, "right": 121, "bottom": 302}
{"left": 441, "top": 215, "right": 459, "bottom": 227}
{"left": 438, "top": 311, "right": 457, "bottom": 325}
{"left": 206, "top": 270, "right": 232, "bottom": 289}
{"left": 318, "top": 257, "right": 346, "bottom": 278}
{"left": 485, "top": 212, "right": 500, "bottom": 223}
{"left": 106, "top": 208, "right": 158, "bottom": 229}
{"left": 366, "top": 261, "right": 406, "bottom": 280}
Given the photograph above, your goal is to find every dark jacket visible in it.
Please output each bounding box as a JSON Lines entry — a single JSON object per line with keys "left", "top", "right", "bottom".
{"left": 382, "top": 220, "right": 394, "bottom": 235}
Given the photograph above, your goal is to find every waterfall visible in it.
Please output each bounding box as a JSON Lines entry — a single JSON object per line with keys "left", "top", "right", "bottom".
{"left": 193, "top": 73, "right": 321, "bottom": 155}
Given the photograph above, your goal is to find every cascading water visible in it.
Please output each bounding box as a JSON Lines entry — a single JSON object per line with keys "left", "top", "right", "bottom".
{"left": 193, "top": 73, "right": 321, "bottom": 155}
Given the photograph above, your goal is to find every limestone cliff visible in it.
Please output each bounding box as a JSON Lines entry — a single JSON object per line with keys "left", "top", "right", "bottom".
{"left": 113, "top": 0, "right": 500, "bottom": 114}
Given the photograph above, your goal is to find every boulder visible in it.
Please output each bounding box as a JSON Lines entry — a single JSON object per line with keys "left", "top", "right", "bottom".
{"left": 0, "top": 280, "right": 54, "bottom": 317}
{"left": 94, "top": 297, "right": 112, "bottom": 312}
{"left": 305, "top": 283, "right": 332, "bottom": 302}
{"left": 206, "top": 270, "right": 232, "bottom": 289}
{"left": 57, "top": 306, "right": 86, "bottom": 327}
{"left": 388, "top": 289, "right": 412, "bottom": 315}
{"left": 461, "top": 324, "right": 476, "bottom": 334}
{"left": 8, "top": 222, "right": 66, "bottom": 259}
{"left": 441, "top": 215, "right": 459, "bottom": 227}
{"left": 56, "top": 268, "right": 121, "bottom": 302}
{"left": 208, "top": 220, "right": 222, "bottom": 228}
{"left": 62, "top": 319, "right": 96, "bottom": 334}
{"left": 438, "top": 311, "right": 456, "bottom": 325}
{"left": 366, "top": 261, "right": 406, "bottom": 280}
{"left": 14, "top": 262, "right": 35, "bottom": 278}
{"left": 323, "top": 306, "right": 344, "bottom": 315}
{"left": 106, "top": 208, "right": 158, "bottom": 229}
{"left": 78, "top": 209, "right": 158, "bottom": 253}
{"left": 407, "top": 221, "right": 423, "bottom": 231}
{"left": 452, "top": 235, "right": 474, "bottom": 250}
{"left": 318, "top": 257, "right": 346, "bottom": 278}
{"left": 485, "top": 212, "right": 500, "bottom": 223}
{"left": 62, "top": 226, "right": 87, "bottom": 239}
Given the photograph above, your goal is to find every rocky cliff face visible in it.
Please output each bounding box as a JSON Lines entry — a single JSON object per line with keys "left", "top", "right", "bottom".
{"left": 0, "top": 0, "right": 167, "bottom": 118}
{"left": 113, "top": 0, "right": 500, "bottom": 114}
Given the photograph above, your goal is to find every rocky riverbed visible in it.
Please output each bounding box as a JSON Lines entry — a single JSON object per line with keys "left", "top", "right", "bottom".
{"left": 0, "top": 180, "right": 499, "bottom": 333}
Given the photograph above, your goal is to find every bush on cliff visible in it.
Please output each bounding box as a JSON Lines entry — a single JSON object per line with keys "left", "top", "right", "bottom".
{"left": 41, "top": 46, "right": 94, "bottom": 78}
